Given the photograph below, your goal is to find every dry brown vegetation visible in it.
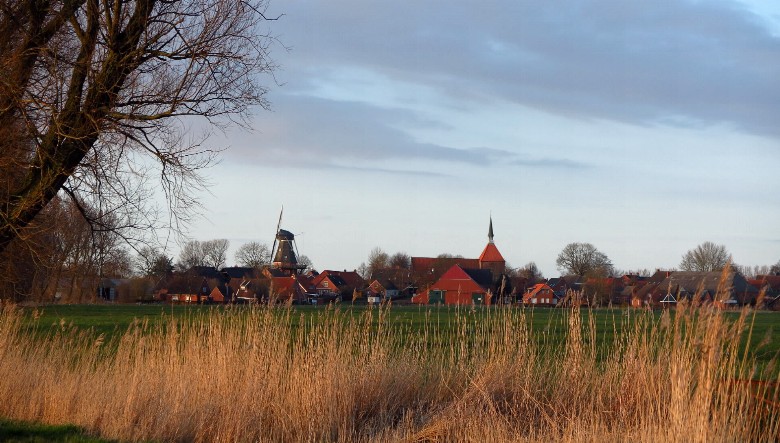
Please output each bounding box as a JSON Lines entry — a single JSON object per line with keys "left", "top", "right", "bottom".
{"left": 0, "top": 303, "right": 778, "bottom": 442}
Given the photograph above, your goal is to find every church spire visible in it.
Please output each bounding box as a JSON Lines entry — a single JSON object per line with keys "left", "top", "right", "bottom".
{"left": 488, "top": 216, "right": 494, "bottom": 244}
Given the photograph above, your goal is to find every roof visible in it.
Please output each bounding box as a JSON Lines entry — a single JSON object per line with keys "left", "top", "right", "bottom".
{"left": 270, "top": 276, "right": 297, "bottom": 297}
{"left": 211, "top": 283, "right": 230, "bottom": 297}
{"left": 432, "top": 265, "right": 493, "bottom": 292}
{"left": 315, "top": 270, "right": 364, "bottom": 288}
{"left": 370, "top": 268, "right": 413, "bottom": 286}
{"left": 662, "top": 271, "right": 757, "bottom": 296}
{"left": 462, "top": 268, "right": 494, "bottom": 287}
{"left": 276, "top": 229, "right": 295, "bottom": 241}
{"left": 478, "top": 242, "right": 505, "bottom": 263}
{"left": 371, "top": 279, "right": 399, "bottom": 291}
{"left": 187, "top": 266, "right": 221, "bottom": 279}
{"left": 756, "top": 275, "right": 780, "bottom": 290}
{"left": 411, "top": 257, "right": 480, "bottom": 272}
{"left": 221, "top": 267, "right": 257, "bottom": 279}
{"left": 639, "top": 270, "right": 758, "bottom": 303}
{"left": 526, "top": 283, "right": 554, "bottom": 297}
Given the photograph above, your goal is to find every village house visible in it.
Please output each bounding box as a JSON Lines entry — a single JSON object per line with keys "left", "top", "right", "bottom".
{"left": 266, "top": 273, "right": 316, "bottom": 303}
{"left": 311, "top": 270, "right": 364, "bottom": 301}
{"left": 748, "top": 274, "right": 780, "bottom": 309}
{"left": 522, "top": 283, "right": 558, "bottom": 306}
{"left": 632, "top": 270, "right": 758, "bottom": 308}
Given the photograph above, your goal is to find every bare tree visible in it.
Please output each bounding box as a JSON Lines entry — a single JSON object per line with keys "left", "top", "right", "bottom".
{"left": 770, "top": 260, "right": 780, "bottom": 275}
{"left": 235, "top": 241, "right": 270, "bottom": 268}
{"left": 177, "top": 240, "right": 205, "bottom": 271}
{"left": 298, "top": 255, "right": 314, "bottom": 273}
{"left": 134, "top": 246, "right": 172, "bottom": 278}
{"left": 389, "top": 252, "right": 411, "bottom": 269}
{"left": 0, "top": 0, "right": 280, "bottom": 255}
{"left": 202, "top": 239, "right": 229, "bottom": 270}
{"left": 361, "top": 247, "right": 389, "bottom": 279}
{"left": 556, "top": 242, "right": 613, "bottom": 277}
{"left": 518, "top": 262, "right": 544, "bottom": 283}
{"left": 679, "top": 242, "right": 731, "bottom": 272}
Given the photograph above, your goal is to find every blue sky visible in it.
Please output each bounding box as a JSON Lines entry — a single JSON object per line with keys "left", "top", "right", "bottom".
{"left": 184, "top": 0, "right": 780, "bottom": 276}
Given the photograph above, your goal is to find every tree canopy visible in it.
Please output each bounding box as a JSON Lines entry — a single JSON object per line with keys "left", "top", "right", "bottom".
{"left": 679, "top": 242, "right": 731, "bottom": 272}
{"left": 235, "top": 241, "right": 271, "bottom": 269}
{"left": 556, "top": 242, "right": 613, "bottom": 277}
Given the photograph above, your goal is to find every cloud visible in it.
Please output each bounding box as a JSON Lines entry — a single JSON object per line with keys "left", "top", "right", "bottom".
{"left": 274, "top": 0, "right": 780, "bottom": 139}
{"left": 225, "top": 95, "right": 579, "bottom": 171}
{"left": 509, "top": 157, "right": 591, "bottom": 169}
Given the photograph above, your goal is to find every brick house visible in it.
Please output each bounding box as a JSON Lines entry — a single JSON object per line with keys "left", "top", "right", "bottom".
{"left": 311, "top": 270, "right": 365, "bottom": 300}
{"left": 413, "top": 264, "right": 494, "bottom": 305}
{"left": 522, "top": 283, "right": 558, "bottom": 306}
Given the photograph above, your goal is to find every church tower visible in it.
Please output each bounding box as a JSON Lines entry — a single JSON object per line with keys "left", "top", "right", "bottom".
{"left": 479, "top": 216, "right": 506, "bottom": 277}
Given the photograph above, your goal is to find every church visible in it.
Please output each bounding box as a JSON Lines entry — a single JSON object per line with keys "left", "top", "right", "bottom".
{"left": 412, "top": 218, "right": 510, "bottom": 305}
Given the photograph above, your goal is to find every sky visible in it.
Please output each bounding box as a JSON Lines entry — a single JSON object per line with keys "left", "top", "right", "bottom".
{"left": 183, "top": 0, "right": 780, "bottom": 277}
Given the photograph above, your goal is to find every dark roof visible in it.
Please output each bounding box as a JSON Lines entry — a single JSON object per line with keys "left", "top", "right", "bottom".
{"left": 661, "top": 271, "right": 757, "bottom": 296}
{"left": 371, "top": 268, "right": 413, "bottom": 286}
{"left": 276, "top": 229, "right": 295, "bottom": 241}
{"left": 188, "top": 266, "right": 221, "bottom": 279}
{"left": 648, "top": 270, "right": 674, "bottom": 284}
{"left": 372, "top": 279, "right": 399, "bottom": 291}
{"left": 463, "top": 268, "right": 494, "bottom": 288}
{"left": 221, "top": 267, "right": 257, "bottom": 279}
{"left": 636, "top": 271, "right": 759, "bottom": 304}
{"left": 327, "top": 275, "right": 348, "bottom": 287}
{"left": 265, "top": 268, "right": 289, "bottom": 277}
{"left": 411, "top": 257, "right": 480, "bottom": 273}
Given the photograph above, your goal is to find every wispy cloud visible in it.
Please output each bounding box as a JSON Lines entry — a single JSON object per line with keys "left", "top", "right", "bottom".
{"left": 227, "top": 95, "right": 584, "bottom": 171}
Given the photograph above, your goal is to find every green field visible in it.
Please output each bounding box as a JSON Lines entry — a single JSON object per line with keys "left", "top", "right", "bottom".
{"left": 20, "top": 303, "right": 780, "bottom": 364}
{"left": 0, "top": 418, "right": 111, "bottom": 442}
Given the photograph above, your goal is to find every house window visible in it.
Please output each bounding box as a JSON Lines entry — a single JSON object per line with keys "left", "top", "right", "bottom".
{"left": 532, "top": 298, "right": 537, "bottom": 304}
{"left": 323, "top": 281, "right": 329, "bottom": 288}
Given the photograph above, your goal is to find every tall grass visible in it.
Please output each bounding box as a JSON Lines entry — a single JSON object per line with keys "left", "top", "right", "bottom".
{"left": 0, "top": 302, "right": 777, "bottom": 442}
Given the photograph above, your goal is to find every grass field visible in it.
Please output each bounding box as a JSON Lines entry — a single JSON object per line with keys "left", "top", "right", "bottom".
{"left": 3, "top": 302, "right": 780, "bottom": 441}
{"left": 0, "top": 418, "right": 111, "bottom": 442}
{"left": 20, "top": 303, "right": 780, "bottom": 364}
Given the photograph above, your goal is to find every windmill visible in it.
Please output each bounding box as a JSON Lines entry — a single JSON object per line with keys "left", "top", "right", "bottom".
{"left": 270, "top": 206, "right": 305, "bottom": 275}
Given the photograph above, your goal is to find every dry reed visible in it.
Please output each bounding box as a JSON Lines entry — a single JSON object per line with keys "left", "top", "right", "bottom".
{"left": 0, "top": 301, "right": 777, "bottom": 442}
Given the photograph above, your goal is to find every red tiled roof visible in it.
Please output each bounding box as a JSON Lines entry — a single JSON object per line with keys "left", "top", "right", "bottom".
{"left": 315, "top": 270, "right": 364, "bottom": 288}
{"left": 478, "top": 243, "right": 505, "bottom": 263}
{"left": 756, "top": 275, "right": 780, "bottom": 290}
{"left": 431, "top": 265, "right": 490, "bottom": 292}
{"left": 411, "top": 257, "right": 480, "bottom": 272}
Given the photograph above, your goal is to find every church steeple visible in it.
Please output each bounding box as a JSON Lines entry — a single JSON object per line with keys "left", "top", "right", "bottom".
{"left": 488, "top": 216, "right": 494, "bottom": 244}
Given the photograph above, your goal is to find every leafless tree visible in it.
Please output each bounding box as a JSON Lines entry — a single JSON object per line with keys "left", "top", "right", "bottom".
{"left": 518, "top": 262, "right": 544, "bottom": 283}
{"left": 556, "top": 242, "right": 613, "bottom": 277}
{"left": 0, "top": 0, "right": 281, "bottom": 255}
{"left": 361, "top": 247, "right": 389, "bottom": 279}
{"left": 176, "top": 240, "right": 205, "bottom": 271}
{"left": 202, "top": 239, "right": 229, "bottom": 270}
{"left": 389, "top": 252, "right": 411, "bottom": 269}
{"left": 298, "top": 254, "right": 314, "bottom": 273}
{"left": 235, "top": 241, "right": 270, "bottom": 268}
{"left": 134, "top": 246, "right": 172, "bottom": 278}
{"left": 679, "top": 242, "right": 731, "bottom": 272}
